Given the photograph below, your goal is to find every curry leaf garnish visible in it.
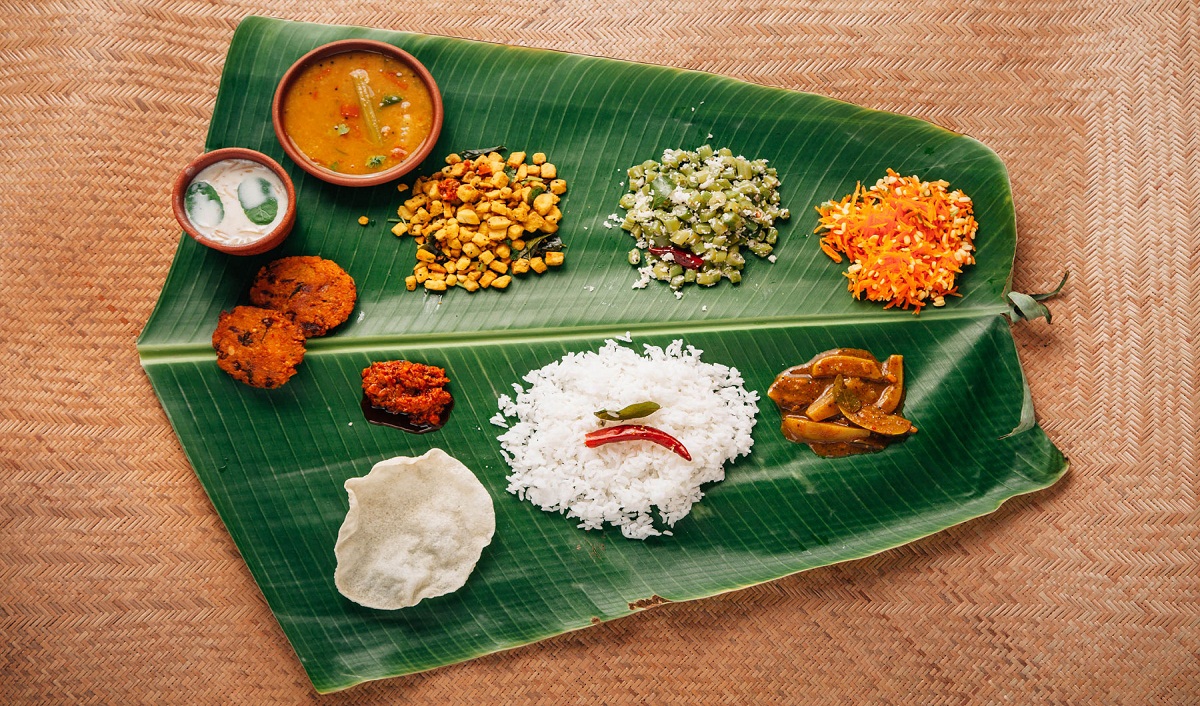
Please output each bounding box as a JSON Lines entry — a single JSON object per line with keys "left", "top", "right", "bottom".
{"left": 183, "top": 181, "right": 223, "bottom": 227}
{"left": 1007, "top": 271, "right": 1068, "bottom": 324}
{"left": 831, "top": 375, "right": 862, "bottom": 413}
{"left": 519, "top": 233, "right": 563, "bottom": 260}
{"left": 460, "top": 145, "right": 505, "bottom": 161}
{"left": 594, "top": 401, "right": 661, "bottom": 421}
{"left": 237, "top": 177, "right": 279, "bottom": 225}
{"left": 379, "top": 94, "right": 403, "bottom": 107}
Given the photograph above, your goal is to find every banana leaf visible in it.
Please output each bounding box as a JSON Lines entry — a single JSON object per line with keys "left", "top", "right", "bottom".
{"left": 138, "top": 16, "right": 1066, "bottom": 693}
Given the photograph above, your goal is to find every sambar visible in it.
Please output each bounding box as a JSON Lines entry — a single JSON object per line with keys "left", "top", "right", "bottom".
{"left": 280, "top": 51, "right": 436, "bottom": 175}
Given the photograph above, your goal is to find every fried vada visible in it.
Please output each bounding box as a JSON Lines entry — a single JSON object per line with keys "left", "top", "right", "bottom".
{"left": 249, "top": 256, "right": 356, "bottom": 337}
{"left": 212, "top": 306, "right": 306, "bottom": 389}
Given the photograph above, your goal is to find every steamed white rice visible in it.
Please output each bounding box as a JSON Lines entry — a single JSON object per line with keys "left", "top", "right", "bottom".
{"left": 497, "top": 339, "right": 758, "bottom": 539}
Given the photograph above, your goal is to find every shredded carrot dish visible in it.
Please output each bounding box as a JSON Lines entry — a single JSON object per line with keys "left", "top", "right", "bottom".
{"left": 815, "top": 169, "right": 978, "bottom": 313}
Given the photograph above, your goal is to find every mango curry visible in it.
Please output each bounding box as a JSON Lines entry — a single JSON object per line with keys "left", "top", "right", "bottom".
{"left": 768, "top": 349, "right": 916, "bottom": 457}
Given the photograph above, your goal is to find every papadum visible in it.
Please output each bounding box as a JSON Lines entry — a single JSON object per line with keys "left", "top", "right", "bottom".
{"left": 334, "top": 449, "right": 495, "bottom": 610}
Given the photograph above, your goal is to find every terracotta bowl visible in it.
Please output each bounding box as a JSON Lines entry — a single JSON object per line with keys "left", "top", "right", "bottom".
{"left": 271, "top": 40, "right": 444, "bottom": 187}
{"left": 171, "top": 147, "right": 296, "bottom": 256}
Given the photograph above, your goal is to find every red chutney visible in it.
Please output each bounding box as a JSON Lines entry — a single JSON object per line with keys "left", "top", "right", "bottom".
{"left": 361, "top": 360, "right": 451, "bottom": 427}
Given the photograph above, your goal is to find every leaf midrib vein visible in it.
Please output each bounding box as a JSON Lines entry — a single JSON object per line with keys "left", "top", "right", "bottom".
{"left": 137, "top": 305, "right": 1010, "bottom": 363}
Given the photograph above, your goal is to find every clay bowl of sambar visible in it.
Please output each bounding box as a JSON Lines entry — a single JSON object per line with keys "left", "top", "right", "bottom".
{"left": 272, "top": 40, "right": 443, "bottom": 187}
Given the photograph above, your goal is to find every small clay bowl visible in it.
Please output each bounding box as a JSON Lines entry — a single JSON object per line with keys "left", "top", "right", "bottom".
{"left": 172, "top": 147, "right": 296, "bottom": 256}
{"left": 272, "top": 40, "right": 444, "bottom": 187}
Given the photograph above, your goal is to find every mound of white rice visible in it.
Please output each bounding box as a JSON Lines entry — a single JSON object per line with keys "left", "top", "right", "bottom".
{"left": 497, "top": 339, "right": 758, "bottom": 539}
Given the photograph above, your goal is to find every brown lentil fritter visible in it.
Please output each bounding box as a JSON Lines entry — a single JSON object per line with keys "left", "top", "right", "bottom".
{"left": 212, "top": 306, "right": 307, "bottom": 389}
{"left": 249, "top": 256, "right": 357, "bottom": 337}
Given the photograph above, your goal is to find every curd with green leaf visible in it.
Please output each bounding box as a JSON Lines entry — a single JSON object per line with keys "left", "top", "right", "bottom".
{"left": 183, "top": 159, "right": 287, "bottom": 245}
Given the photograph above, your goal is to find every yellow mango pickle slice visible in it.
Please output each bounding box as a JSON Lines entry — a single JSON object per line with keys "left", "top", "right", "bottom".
{"left": 876, "top": 355, "right": 904, "bottom": 413}
{"left": 810, "top": 355, "right": 884, "bottom": 380}
{"left": 781, "top": 416, "right": 872, "bottom": 443}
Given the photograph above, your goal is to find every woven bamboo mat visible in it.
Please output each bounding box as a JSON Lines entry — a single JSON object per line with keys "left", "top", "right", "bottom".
{"left": 2, "top": 0, "right": 1196, "bottom": 703}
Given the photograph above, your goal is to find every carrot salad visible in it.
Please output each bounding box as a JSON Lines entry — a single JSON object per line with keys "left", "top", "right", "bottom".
{"left": 815, "top": 169, "right": 978, "bottom": 312}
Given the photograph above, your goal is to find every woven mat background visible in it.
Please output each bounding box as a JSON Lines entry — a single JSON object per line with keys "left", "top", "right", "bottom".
{"left": 2, "top": 1, "right": 1196, "bottom": 703}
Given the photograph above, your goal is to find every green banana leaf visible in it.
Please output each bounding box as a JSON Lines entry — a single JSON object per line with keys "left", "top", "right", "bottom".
{"left": 138, "top": 16, "right": 1066, "bottom": 693}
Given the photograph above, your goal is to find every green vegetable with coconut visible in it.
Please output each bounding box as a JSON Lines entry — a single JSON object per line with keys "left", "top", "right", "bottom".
{"left": 616, "top": 145, "right": 790, "bottom": 294}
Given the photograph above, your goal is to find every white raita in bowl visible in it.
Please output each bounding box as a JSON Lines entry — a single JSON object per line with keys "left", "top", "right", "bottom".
{"left": 497, "top": 339, "right": 758, "bottom": 539}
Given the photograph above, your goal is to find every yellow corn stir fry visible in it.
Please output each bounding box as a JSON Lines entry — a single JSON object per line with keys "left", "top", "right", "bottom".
{"left": 393, "top": 151, "right": 566, "bottom": 292}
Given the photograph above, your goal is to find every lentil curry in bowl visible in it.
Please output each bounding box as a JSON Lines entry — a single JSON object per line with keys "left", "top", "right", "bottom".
{"left": 273, "top": 40, "right": 443, "bottom": 186}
